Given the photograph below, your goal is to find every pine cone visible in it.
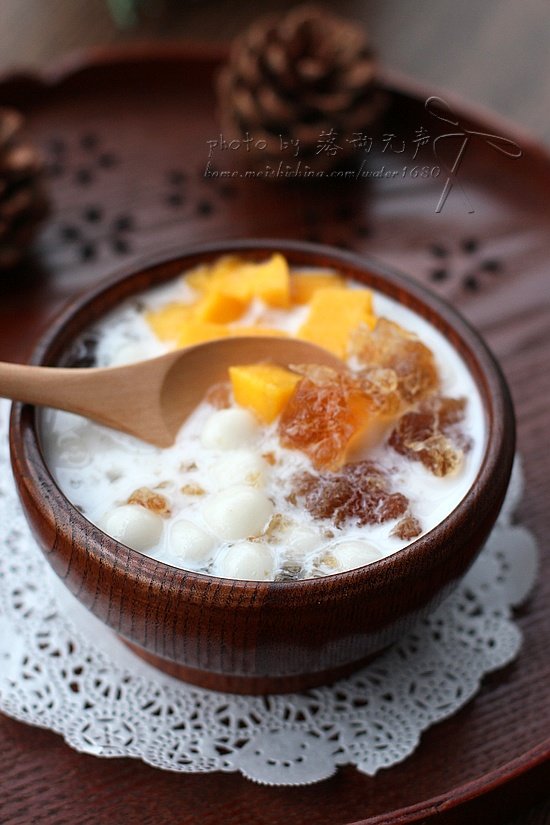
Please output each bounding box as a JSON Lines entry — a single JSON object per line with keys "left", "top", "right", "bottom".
{"left": 217, "top": 4, "right": 386, "bottom": 174}
{"left": 0, "top": 107, "right": 49, "bottom": 270}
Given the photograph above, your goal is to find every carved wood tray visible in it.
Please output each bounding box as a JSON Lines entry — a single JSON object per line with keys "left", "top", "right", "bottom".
{"left": 0, "top": 43, "right": 548, "bottom": 825}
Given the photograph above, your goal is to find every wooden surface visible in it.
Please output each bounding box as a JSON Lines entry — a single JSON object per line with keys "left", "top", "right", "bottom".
{"left": 0, "top": 4, "right": 548, "bottom": 823}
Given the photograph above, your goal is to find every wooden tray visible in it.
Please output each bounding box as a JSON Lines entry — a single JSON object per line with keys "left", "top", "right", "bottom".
{"left": 0, "top": 44, "right": 549, "bottom": 825}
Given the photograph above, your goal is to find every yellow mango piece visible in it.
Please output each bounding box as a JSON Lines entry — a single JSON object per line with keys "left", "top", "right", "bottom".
{"left": 241, "top": 254, "right": 290, "bottom": 307}
{"left": 230, "top": 326, "right": 289, "bottom": 338}
{"left": 186, "top": 254, "right": 290, "bottom": 309}
{"left": 215, "top": 254, "right": 291, "bottom": 307}
{"left": 184, "top": 264, "right": 211, "bottom": 293}
{"left": 210, "top": 255, "right": 243, "bottom": 279}
{"left": 146, "top": 303, "right": 194, "bottom": 341}
{"left": 290, "top": 271, "right": 345, "bottom": 304}
{"left": 229, "top": 363, "right": 301, "bottom": 423}
{"left": 194, "top": 290, "right": 246, "bottom": 323}
{"left": 185, "top": 257, "right": 241, "bottom": 293}
{"left": 297, "top": 287, "right": 376, "bottom": 358}
{"left": 176, "top": 320, "right": 229, "bottom": 348}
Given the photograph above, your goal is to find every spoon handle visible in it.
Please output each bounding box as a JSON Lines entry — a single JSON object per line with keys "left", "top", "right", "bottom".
{"left": 0, "top": 362, "right": 117, "bottom": 421}
{"left": 0, "top": 358, "right": 172, "bottom": 444}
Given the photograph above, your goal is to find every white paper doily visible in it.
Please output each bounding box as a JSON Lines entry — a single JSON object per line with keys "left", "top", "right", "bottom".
{"left": 0, "top": 400, "right": 538, "bottom": 785}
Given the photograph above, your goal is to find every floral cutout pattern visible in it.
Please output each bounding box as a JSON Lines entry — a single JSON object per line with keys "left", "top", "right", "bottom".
{"left": 164, "top": 169, "right": 188, "bottom": 209}
{"left": 46, "top": 133, "right": 119, "bottom": 187}
{"left": 42, "top": 129, "right": 506, "bottom": 299}
{"left": 59, "top": 207, "right": 135, "bottom": 261}
{"left": 426, "top": 237, "right": 504, "bottom": 293}
{"left": 47, "top": 153, "right": 238, "bottom": 264}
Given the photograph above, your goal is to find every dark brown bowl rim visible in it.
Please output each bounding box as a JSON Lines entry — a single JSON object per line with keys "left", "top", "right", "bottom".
{"left": 10, "top": 238, "right": 515, "bottom": 599}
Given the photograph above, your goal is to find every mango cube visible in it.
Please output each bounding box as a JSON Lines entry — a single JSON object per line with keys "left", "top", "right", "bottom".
{"left": 194, "top": 289, "right": 246, "bottom": 323}
{"left": 229, "top": 363, "right": 301, "bottom": 423}
{"left": 185, "top": 257, "right": 241, "bottom": 293}
{"left": 297, "top": 287, "right": 376, "bottom": 358}
{"left": 184, "top": 264, "right": 211, "bottom": 294}
{"left": 188, "top": 254, "right": 290, "bottom": 308}
{"left": 218, "top": 254, "right": 290, "bottom": 307}
{"left": 241, "top": 254, "right": 290, "bottom": 307}
{"left": 176, "top": 320, "right": 229, "bottom": 348}
{"left": 290, "top": 271, "right": 345, "bottom": 304}
{"left": 146, "top": 303, "right": 194, "bottom": 342}
{"left": 146, "top": 283, "right": 245, "bottom": 342}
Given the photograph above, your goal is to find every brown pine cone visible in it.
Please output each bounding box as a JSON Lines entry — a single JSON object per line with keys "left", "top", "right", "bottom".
{"left": 0, "top": 107, "right": 49, "bottom": 270}
{"left": 217, "top": 4, "right": 387, "bottom": 174}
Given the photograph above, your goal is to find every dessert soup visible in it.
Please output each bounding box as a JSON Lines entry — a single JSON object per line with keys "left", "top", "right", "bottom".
{"left": 42, "top": 254, "right": 485, "bottom": 581}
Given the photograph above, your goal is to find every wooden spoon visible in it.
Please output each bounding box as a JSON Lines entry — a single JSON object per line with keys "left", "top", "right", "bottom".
{"left": 0, "top": 336, "right": 343, "bottom": 448}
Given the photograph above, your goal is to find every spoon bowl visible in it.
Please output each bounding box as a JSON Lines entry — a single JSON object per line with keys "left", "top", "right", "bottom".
{"left": 0, "top": 336, "right": 343, "bottom": 447}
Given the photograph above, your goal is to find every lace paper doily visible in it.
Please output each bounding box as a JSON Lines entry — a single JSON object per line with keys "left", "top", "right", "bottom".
{"left": 0, "top": 401, "right": 538, "bottom": 785}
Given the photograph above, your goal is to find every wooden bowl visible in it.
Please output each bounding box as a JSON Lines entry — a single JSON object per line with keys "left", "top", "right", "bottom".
{"left": 9, "top": 239, "right": 515, "bottom": 695}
